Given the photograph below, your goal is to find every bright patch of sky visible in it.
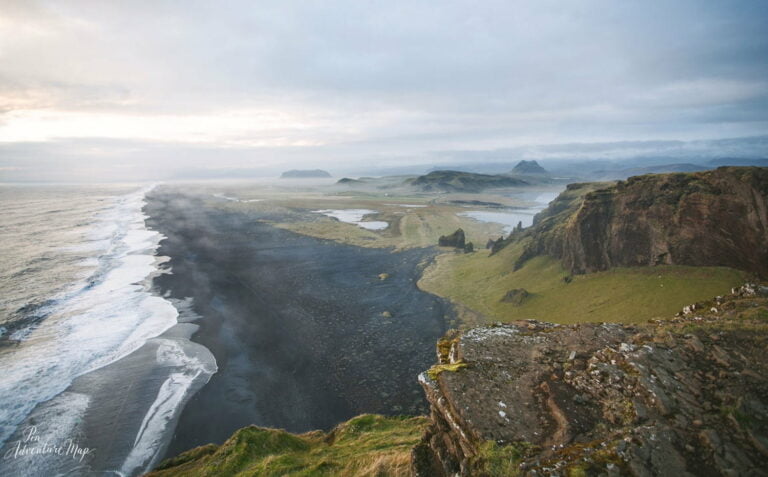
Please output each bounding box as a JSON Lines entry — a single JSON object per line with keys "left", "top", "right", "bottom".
{"left": 1, "top": 0, "right": 767, "bottom": 180}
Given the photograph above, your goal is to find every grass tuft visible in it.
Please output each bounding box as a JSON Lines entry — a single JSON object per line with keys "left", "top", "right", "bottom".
{"left": 426, "top": 361, "right": 469, "bottom": 381}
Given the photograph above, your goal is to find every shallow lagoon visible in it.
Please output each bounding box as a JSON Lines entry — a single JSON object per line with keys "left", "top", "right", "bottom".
{"left": 314, "top": 209, "right": 389, "bottom": 230}
{"left": 459, "top": 189, "right": 562, "bottom": 232}
{"left": 459, "top": 209, "right": 538, "bottom": 232}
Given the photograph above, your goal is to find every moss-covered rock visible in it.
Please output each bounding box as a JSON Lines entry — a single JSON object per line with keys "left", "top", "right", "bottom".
{"left": 500, "top": 288, "right": 529, "bottom": 305}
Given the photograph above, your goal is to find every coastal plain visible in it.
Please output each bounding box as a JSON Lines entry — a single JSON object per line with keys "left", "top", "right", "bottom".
{"left": 146, "top": 169, "right": 764, "bottom": 476}
{"left": 191, "top": 178, "right": 746, "bottom": 327}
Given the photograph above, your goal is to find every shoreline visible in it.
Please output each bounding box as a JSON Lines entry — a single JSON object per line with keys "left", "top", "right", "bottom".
{"left": 0, "top": 186, "right": 214, "bottom": 477}
{"left": 144, "top": 187, "right": 451, "bottom": 459}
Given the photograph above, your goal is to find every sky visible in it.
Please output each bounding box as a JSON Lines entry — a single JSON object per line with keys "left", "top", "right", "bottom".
{"left": 1, "top": 0, "right": 767, "bottom": 181}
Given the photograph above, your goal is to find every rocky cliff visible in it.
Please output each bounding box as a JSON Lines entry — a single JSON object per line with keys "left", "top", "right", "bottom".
{"left": 510, "top": 167, "right": 768, "bottom": 277}
{"left": 413, "top": 284, "right": 768, "bottom": 476}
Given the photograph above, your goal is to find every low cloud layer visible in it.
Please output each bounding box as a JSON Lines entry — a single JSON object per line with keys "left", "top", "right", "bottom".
{"left": 1, "top": 0, "right": 767, "bottom": 181}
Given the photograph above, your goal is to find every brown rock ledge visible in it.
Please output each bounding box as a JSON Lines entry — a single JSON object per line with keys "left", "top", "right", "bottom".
{"left": 413, "top": 284, "right": 768, "bottom": 476}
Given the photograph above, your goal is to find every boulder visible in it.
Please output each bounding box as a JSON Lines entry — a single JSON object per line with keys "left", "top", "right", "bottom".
{"left": 500, "top": 288, "right": 529, "bottom": 305}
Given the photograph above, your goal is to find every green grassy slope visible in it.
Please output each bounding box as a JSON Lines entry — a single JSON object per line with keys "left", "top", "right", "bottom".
{"left": 146, "top": 415, "right": 427, "bottom": 477}
{"left": 419, "top": 241, "right": 746, "bottom": 324}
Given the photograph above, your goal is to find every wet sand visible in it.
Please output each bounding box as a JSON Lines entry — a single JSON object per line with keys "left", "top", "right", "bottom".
{"left": 0, "top": 323, "right": 214, "bottom": 477}
{"left": 144, "top": 187, "right": 450, "bottom": 458}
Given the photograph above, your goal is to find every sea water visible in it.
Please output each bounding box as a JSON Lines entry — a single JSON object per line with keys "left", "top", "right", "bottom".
{"left": 459, "top": 190, "right": 562, "bottom": 232}
{"left": 313, "top": 209, "right": 389, "bottom": 230}
{"left": 0, "top": 184, "right": 216, "bottom": 476}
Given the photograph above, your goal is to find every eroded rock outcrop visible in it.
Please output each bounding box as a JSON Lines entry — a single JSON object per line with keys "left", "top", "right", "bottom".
{"left": 512, "top": 167, "right": 768, "bottom": 277}
{"left": 439, "top": 228, "right": 466, "bottom": 249}
{"left": 414, "top": 285, "right": 768, "bottom": 476}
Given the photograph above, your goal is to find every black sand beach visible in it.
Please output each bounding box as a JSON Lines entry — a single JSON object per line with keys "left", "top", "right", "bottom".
{"left": 144, "top": 187, "right": 450, "bottom": 458}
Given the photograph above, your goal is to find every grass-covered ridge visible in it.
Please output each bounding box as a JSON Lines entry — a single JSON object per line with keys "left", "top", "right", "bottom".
{"left": 419, "top": 240, "right": 746, "bottom": 325}
{"left": 406, "top": 170, "right": 529, "bottom": 192}
{"left": 146, "top": 415, "right": 427, "bottom": 477}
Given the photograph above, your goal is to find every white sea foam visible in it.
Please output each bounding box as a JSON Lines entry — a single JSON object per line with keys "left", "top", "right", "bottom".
{"left": 313, "top": 209, "right": 389, "bottom": 230}
{"left": 0, "top": 185, "right": 180, "bottom": 449}
{"left": 120, "top": 338, "right": 216, "bottom": 476}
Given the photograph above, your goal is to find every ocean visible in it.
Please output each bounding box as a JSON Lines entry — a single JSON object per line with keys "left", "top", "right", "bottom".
{"left": 0, "top": 184, "right": 216, "bottom": 476}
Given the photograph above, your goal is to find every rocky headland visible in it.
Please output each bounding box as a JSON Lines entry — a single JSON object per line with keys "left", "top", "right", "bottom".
{"left": 504, "top": 167, "right": 768, "bottom": 277}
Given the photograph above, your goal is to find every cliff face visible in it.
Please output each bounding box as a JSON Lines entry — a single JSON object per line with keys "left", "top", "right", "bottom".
{"left": 414, "top": 284, "right": 768, "bottom": 476}
{"left": 513, "top": 167, "right": 768, "bottom": 277}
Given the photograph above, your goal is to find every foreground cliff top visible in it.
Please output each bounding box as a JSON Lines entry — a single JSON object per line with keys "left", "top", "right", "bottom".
{"left": 415, "top": 283, "right": 768, "bottom": 476}
{"left": 149, "top": 283, "right": 768, "bottom": 477}
{"left": 146, "top": 414, "right": 427, "bottom": 477}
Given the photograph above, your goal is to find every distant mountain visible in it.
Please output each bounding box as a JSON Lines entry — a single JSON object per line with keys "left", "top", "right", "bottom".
{"left": 406, "top": 170, "right": 528, "bottom": 193}
{"left": 511, "top": 160, "right": 548, "bottom": 175}
{"left": 280, "top": 169, "right": 332, "bottom": 178}
{"left": 336, "top": 177, "right": 364, "bottom": 185}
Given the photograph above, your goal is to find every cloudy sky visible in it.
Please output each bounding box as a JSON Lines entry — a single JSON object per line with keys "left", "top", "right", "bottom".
{"left": 1, "top": 0, "right": 767, "bottom": 181}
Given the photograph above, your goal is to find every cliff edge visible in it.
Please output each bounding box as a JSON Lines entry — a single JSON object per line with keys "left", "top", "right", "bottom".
{"left": 147, "top": 284, "right": 768, "bottom": 476}
{"left": 509, "top": 167, "right": 768, "bottom": 277}
{"left": 413, "top": 284, "right": 768, "bottom": 476}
